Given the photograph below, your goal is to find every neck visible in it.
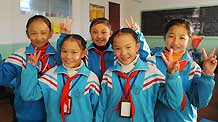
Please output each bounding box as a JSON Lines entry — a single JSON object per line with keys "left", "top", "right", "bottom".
{"left": 93, "top": 42, "right": 110, "bottom": 51}
{"left": 63, "top": 62, "right": 82, "bottom": 77}
{"left": 118, "top": 55, "right": 139, "bottom": 73}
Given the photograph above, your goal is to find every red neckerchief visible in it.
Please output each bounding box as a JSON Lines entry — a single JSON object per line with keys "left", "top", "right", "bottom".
{"left": 115, "top": 70, "right": 139, "bottom": 122}
{"left": 33, "top": 43, "right": 51, "bottom": 74}
{"left": 93, "top": 48, "right": 107, "bottom": 74}
{"left": 60, "top": 74, "right": 80, "bottom": 122}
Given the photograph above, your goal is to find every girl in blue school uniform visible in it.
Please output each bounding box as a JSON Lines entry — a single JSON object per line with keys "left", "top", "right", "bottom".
{"left": 56, "top": 17, "right": 151, "bottom": 80}
{"left": 146, "top": 18, "right": 217, "bottom": 122}
{"left": 20, "top": 34, "right": 100, "bottom": 122}
{"left": 0, "top": 15, "right": 56, "bottom": 122}
{"left": 95, "top": 28, "right": 184, "bottom": 122}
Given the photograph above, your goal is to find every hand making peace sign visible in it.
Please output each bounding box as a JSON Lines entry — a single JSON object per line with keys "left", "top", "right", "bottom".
{"left": 60, "top": 16, "right": 73, "bottom": 34}
{"left": 28, "top": 49, "right": 41, "bottom": 66}
{"left": 125, "top": 16, "right": 140, "bottom": 31}
{"left": 161, "top": 49, "right": 180, "bottom": 74}
{"left": 202, "top": 48, "right": 217, "bottom": 75}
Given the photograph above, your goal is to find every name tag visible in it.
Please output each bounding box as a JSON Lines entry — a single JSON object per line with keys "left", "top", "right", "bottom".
{"left": 120, "top": 100, "right": 131, "bottom": 118}
{"left": 64, "top": 96, "right": 72, "bottom": 114}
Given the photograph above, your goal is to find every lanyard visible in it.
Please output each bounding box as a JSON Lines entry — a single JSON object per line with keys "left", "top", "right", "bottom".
{"left": 118, "top": 74, "right": 138, "bottom": 99}
{"left": 62, "top": 74, "right": 81, "bottom": 91}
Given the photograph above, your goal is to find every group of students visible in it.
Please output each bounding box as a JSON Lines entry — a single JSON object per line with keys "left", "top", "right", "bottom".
{"left": 0, "top": 14, "right": 217, "bottom": 122}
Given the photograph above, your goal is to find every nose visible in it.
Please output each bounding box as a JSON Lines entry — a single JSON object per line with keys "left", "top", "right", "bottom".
{"left": 96, "top": 32, "right": 102, "bottom": 39}
{"left": 65, "top": 52, "right": 72, "bottom": 59}
{"left": 120, "top": 48, "right": 127, "bottom": 55}
{"left": 35, "top": 34, "right": 43, "bottom": 40}
{"left": 173, "top": 37, "right": 179, "bottom": 45}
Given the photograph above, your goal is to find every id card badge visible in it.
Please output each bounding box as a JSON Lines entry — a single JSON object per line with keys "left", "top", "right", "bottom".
{"left": 120, "top": 99, "right": 131, "bottom": 118}
{"left": 64, "top": 96, "right": 72, "bottom": 114}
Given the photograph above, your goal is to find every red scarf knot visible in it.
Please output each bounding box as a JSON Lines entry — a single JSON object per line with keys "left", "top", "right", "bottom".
{"left": 93, "top": 48, "right": 107, "bottom": 74}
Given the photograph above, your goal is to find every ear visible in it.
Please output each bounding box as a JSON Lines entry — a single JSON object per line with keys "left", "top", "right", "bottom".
{"left": 26, "top": 31, "right": 30, "bottom": 39}
{"left": 49, "top": 29, "right": 54, "bottom": 39}
{"left": 110, "top": 30, "right": 113, "bottom": 36}
{"left": 187, "top": 37, "right": 192, "bottom": 46}
{"left": 136, "top": 42, "right": 140, "bottom": 52}
{"left": 81, "top": 48, "right": 87, "bottom": 58}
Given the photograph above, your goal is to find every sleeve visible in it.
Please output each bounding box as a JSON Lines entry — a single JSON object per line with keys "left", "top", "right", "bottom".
{"left": 158, "top": 71, "right": 183, "bottom": 110}
{"left": 0, "top": 53, "right": 2, "bottom": 62}
{"left": 187, "top": 72, "right": 215, "bottom": 108}
{"left": 88, "top": 73, "right": 100, "bottom": 119}
{"left": 56, "top": 33, "right": 68, "bottom": 65}
{"left": 0, "top": 55, "right": 22, "bottom": 86}
{"left": 20, "top": 63, "right": 43, "bottom": 101}
{"left": 135, "top": 29, "right": 151, "bottom": 61}
{"left": 95, "top": 73, "right": 111, "bottom": 122}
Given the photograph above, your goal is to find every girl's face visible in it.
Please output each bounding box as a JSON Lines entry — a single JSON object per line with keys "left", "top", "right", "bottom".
{"left": 90, "top": 23, "right": 111, "bottom": 47}
{"left": 165, "top": 24, "right": 191, "bottom": 54}
{"left": 61, "top": 39, "right": 86, "bottom": 68}
{"left": 27, "top": 19, "right": 53, "bottom": 48}
{"left": 113, "top": 33, "right": 140, "bottom": 65}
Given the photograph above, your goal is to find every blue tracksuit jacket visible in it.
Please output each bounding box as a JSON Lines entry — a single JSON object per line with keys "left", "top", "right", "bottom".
{"left": 20, "top": 62, "right": 100, "bottom": 122}
{"left": 96, "top": 56, "right": 183, "bottom": 122}
{"left": 56, "top": 29, "right": 151, "bottom": 80}
{"left": 147, "top": 48, "right": 215, "bottom": 122}
{"left": 0, "top": 44, "right": 56, "bottom": 122}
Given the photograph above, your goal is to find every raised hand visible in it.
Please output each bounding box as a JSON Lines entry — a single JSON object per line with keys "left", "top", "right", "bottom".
{"left": 28, "top": 49, "right": 41, "bottom": 66}
{"left": 60, "top": 16, "right": 73, "bottom": 34}
{"left": 161, "top": 49, "right": 179, "bottom": 74}
{"left": 202, "top": 48, "right": 217, "bottom": 75}
{"left": 125, "top": 16, "right": 140, "bottom": 31}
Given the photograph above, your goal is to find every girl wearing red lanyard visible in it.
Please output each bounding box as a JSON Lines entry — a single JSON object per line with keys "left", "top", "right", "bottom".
{"left": 96, "top": 28, "right": 184, "bottom": 122}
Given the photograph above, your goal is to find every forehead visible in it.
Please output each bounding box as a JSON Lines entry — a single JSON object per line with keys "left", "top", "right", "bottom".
{"left": 113, "top": 33, "right": 136, "bottom": 45}
{"left": 62, "top": 39, "right": 81, "bottom": 49}
{"left": 168, "top": 24, "right": 188, "bottom": 35}
{"left": 28, "top": 20, "right": 49, "bottom": 31}
{"left": 91, "top": 23, "right": 110, "bottom": 30}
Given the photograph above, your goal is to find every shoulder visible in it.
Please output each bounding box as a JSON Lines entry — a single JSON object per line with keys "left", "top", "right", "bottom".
{"left": 5, "top": 47, "right": 27, "bottom": 68}
{"left": 87, "top": 71, "right": 99, "bottom": 84}
{"left": 39, "top": 66, "right": 59, "bottom": 91}
{"left": 146, "top": 55, "right": 158, "bottom": 67}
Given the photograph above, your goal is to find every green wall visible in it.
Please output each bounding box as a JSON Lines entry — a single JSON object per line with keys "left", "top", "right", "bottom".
{"left": 0, "top": 36, "right": 218, "bottom": 59}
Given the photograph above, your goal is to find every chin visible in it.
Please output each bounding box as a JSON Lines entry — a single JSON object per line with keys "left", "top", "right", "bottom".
{"left": 121, "top": 61, "right": 131, "bottom": 65}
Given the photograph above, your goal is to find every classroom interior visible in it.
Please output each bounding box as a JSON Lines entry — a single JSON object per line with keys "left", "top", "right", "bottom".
{"left": 0, "top": 0, "right": 217, "bottom": 122}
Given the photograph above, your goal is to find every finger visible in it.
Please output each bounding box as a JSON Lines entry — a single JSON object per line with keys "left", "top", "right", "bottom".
{"left": 202, "top": 48, "right": 208, "bottom": 60}
{"left": 168, "top": 49, "right": 173, "bottom": 62}
{"left": 161, "top": 53, "right": 168, "bottom": 65}
{"left": 33, "top": 49, "right": 37, "bottom": 57}
{"left": 130, "top": 16, "right": 134, "bottom": 25}
{"left": 36, "top": 50, "right": 41, "bottom": 61}
{"left": 209, "top": 48, "right": 215, "bottom": 58}
{"left": 125, "top": 18, "right": 131, "bottom": 28}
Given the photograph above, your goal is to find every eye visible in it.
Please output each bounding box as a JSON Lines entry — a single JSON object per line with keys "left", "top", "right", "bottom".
{"left": 168, "top": 35, "right": 174, "bottom": 38}
{"left": 61, "top": 50, "right": 67, "bottom": 53}
{"left": 30, "top": 32, "right": 37, "bottom": 35}
{"left": 113, "top": 47, "right": 120, "bottom": 51}
{"left": 72, "top": 51, "right": 78, "bottom": 54}
{"left": 127, "top": 46, "right": 131, "bottom": 49}
{"left": 102, "top": 31, "right": 107, "bottom": 34}
{"left": 180, "top": 37, "right": 186, "bottom": 40}
{"left": 91, "top": 31, "right": 97, "bottom": 34}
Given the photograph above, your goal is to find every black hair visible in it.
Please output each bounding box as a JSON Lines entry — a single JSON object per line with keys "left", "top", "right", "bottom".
{"left": 109, "top": 28, "right": 138, "bottom": 45}
{"left": 26, "top": 15, "right": 52, "bottom": 32}
{"left": 163, "top": 18, "right": 193, "bottom": 37}
{"left": 89, "top": 17, "right": 111, "bottom": 32}
{"left": 60, "top": 34, "right": 87, "bottom": 50}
